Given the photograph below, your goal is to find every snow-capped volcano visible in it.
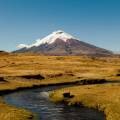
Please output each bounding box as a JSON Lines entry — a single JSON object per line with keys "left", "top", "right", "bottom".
{"left": 15, "top": 30, "right": 112, "bottom": 56}
{"left": 18, "top": 30, "right": 78, "bottom": 49}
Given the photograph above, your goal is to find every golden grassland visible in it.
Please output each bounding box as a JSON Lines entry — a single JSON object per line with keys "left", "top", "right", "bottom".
{"left": 50, "top": 84, "right": 120, "bottom": 120}
{"left": 0, "top": 97, "right": 33, "bottom": 120}
{"left": 0, "top": 53, "right": 120, "bottom": 120}
{"left": 1, "top": 54, "right": 120, "bottom": 80}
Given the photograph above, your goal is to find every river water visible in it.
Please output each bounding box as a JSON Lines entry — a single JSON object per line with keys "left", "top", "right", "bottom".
{"left": 4, "top": 85, "right": 105, "bottom": 120}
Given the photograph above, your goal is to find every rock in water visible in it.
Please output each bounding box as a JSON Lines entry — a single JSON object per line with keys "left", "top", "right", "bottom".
{"left": 39, "top": 92, "right": 49, "bottom": 98}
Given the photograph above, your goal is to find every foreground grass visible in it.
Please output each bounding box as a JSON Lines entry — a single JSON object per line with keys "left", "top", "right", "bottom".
{"left": 0, "top": 54, "right": 120, "bottom": 119}
{"left": 50, "top": 83, "right": 120, "bottom": 120}
{"left": 0, "top": 97, "right": 33, "bottom": 120}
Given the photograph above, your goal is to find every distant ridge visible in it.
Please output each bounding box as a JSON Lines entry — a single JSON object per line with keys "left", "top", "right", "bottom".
{"left": 0, "top": 51, "right": 9, "bottom": 55}
{"left": 14, "top": 30, "right": 113, "bottom": 56}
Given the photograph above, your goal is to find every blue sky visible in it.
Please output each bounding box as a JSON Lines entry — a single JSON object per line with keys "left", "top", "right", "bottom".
{"left": 0, "top": 0, "right": 120, "bottom": 52}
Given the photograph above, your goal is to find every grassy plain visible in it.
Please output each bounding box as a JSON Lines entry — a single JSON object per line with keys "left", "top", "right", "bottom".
{"left": 50, "top": 83, "right": 120, "bottom": 120}
{"left": 0, "top": 53, "right": 120, "bottom": 120}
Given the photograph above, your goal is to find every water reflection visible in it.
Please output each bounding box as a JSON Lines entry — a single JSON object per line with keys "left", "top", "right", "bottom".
{"left": 4, "top": 85, "right": 105, "bottom": 120}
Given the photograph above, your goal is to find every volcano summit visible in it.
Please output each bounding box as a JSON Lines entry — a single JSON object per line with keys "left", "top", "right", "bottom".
{"left": 15, "top": 30, "right": 112, "bottom": 56}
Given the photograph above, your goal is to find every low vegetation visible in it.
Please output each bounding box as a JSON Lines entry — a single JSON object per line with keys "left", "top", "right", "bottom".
{"left": 0, "top": 53, "right": 120, "bottom": 119}
{"left": 0, "top": 97, "right": 33, "bottom": 120}
{"left": 50, "top": 83, "right": 120, "bottom": 120}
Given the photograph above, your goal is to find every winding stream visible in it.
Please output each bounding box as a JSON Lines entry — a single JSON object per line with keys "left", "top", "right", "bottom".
{"left": 4, "top": 85, "right": 105, "bottom": 120}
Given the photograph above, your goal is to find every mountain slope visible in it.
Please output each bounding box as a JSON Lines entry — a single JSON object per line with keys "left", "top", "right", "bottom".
{"left": 14, "top": 30, "right": 113, "bottom": 56}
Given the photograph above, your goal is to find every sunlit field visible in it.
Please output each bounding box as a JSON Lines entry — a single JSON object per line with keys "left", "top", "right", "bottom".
{"left": 0, "top": 53, "right": 120, "bottom": 120}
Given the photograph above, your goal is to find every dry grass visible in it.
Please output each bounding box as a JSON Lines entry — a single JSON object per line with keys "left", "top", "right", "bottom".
{"left": 0, "top": 54, "right": 120, "bottom": 119}
{"left": 50, "top": 84, "right": 120, "bottom": 120}
{"left": 0, "top": 54, "right": 120, "bottom": 80}
{"left": 0, "top": 97, "right": 33, "bottom": 120}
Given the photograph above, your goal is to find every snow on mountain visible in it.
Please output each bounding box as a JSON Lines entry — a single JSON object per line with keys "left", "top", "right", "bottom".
{"left": 15, "top": 30, "right": 113, "bottom": 56}
{"left": 17, "top": 44, "right": 29, "bottom": 49}
{"left": 17, "top": 30, "right": 79, "bottom": 49}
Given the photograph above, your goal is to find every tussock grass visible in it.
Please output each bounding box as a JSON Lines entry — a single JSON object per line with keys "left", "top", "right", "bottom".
{"left": 0, "top": 54, "right": 120, "bottom": 81}
{"left": 50, "top": 84, "right": 120, "bottom": 120}
{"left": 0, "top": 54, "right": 120, "bottom": 119}
{"left": 0, "top": 97, "right": 33, "bottom": 120}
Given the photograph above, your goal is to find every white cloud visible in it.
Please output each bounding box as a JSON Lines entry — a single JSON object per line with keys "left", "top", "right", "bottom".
{"left": 17, "top": 44, "right": 28, "bottom": 49}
